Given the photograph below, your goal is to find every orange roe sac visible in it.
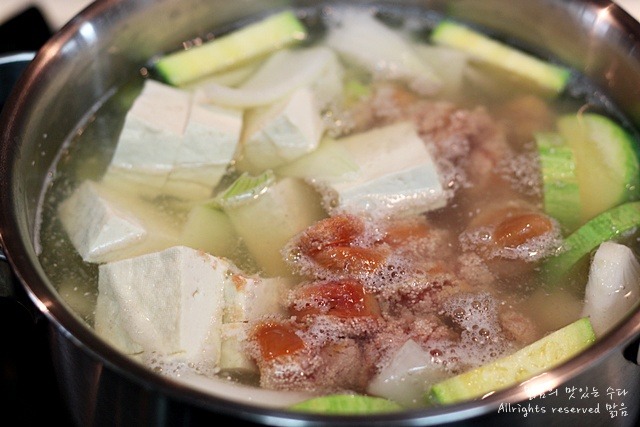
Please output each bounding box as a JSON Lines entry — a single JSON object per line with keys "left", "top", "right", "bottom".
{"left": 311, "top": 245, "right": 386, "bottom": 274}
{"left": 290, "top": 279, "right": 381, "bottom": 319}
{"left": 382, "top": 219, "right": 432, "bottom": 247}
{"left": 298, "top": 214, "right": 365, "bottom": 257}
{"left": 493, "top": 213, "right": 553, "bottom": 248}
{"left": 253, "top": 322, "right": 306, "bottom": 361}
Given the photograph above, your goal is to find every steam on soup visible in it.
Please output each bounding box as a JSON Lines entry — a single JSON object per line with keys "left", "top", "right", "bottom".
{"left": 37, "top": 5, "right": 640, "bottom": 411}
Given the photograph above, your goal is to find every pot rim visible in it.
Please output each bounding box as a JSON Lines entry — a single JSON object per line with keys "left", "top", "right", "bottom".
{"left": 1, "top": 0, "right": 640, "bottom": 425}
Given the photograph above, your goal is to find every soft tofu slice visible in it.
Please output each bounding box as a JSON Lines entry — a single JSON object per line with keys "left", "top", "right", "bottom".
{"left": 319, "top": 121, "right": 448, "bottom": 216}
{"left": 94, "top": 246, "right": 228, "bottom": 369}
{"left": 240, "top": 87, "right": 326, "bottom": 172}
{"left": 108, "top": 81, "right": 241, "bottom": 200}
{"left": 219, "top": 322, "right": 258, "bottom": 373}
{"left": 224, "top": 177, "right": 326, "bottom": 277}
{"left": 164, "top": 91, "right": 243, "bottom": 199}
{"left": 58, "top": 180, "right": 180, "bottom": 263}
{"left": 110, "top": 79, "right": 190, "bottom": 178}
{"left": 223, "top": 275, "right": 295, "bottom": 323}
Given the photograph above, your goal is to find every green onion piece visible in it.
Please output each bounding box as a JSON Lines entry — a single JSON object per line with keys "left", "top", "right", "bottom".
{"left": 215, "top": 170, "right": 276, "bottom": 208}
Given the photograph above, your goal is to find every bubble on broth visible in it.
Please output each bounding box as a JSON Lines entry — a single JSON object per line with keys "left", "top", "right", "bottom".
{"left": 438, "top": 292, "right": 514, "bottom": 370}
{"left": 141, "top": 351, "right": 220, "bottom": 381}
{"left": 459, "top": 221, "right": 562, "bottom": 262}
{"left": 496, "top": 152, "right": 542, "bottom": 198}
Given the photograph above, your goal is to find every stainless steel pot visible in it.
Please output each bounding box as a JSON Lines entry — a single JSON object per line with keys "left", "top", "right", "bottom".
{"left": 1, "top": 0, "right": 639, "bottom": 426}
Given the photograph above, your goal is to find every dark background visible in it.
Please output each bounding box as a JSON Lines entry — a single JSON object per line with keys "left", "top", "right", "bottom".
{"left": 0, "top": 6, "right": 75, "bottom": 426}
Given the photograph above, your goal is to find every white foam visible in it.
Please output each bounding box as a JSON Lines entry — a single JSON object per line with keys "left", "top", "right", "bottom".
{"left": 437, "top": 292, "right": 513, "bottom": 370}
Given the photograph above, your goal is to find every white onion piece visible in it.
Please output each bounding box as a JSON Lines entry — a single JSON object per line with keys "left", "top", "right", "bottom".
{"left": 199, "top": 46, "right": 341, "bottom": 108}
{"left": 367, "top": 339, "right": 448, "bottom": 408}
{"left": 582, "top": 241, "right": 640, "bottom": 337}
{"left": 184, "top": 60, "right": 263, "bottom": 89}
{"left": 413, "top": 44, "right": 468, "bottom": 97}
{"left": 324, "top": 7, "right": 442, "bottom": 96}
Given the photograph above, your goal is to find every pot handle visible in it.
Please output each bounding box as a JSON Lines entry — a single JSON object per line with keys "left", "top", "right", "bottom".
{"left": 0, "top": 249, "right": 41, "bottom": 323}
{"left": 623, "top": 334, "right": 640, "bottom": 366}
{"left": 0, "top": 250, "right": 14, "bottom": 298}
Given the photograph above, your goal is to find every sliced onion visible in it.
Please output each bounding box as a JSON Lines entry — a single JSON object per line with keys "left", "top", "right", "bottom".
{"left": 200, "top": 46, "right": 340, "bottom": 108}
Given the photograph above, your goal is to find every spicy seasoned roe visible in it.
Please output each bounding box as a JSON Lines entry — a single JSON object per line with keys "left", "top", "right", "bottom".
{"left": 287, "top": 214, "right": 388, "bottom": 276}
{"left": 309, "top": 246, "right": 386, "bottom": 275}
{"left": 252, "top": 322, "right": 306, "bottom": 361}
{"left": 289, "top": 279, "right": 381, "bottom": 319}
{"left": 493, "top": 212, "right": 554, "bottom": 249}
{"left": 381, "top": 218, "right": 434, "bottom": 247}
{"left": 296, "top": 214, "right": 366, "bottom": 256}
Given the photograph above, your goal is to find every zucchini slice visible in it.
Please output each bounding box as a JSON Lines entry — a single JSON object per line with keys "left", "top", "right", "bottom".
{"left": 431, "top": 20, "right": 570, "bottom": 94}
{"left": 557, "top": 113, "right": 640, "bottom": 223}
{"left": 155, "top": 10, "right": 307, "bottom": 86}
{"left": 536, "top": 132, "right": 581, "bottom": 233}
{"left": 290, "top": 394, "right": 403, "bottom": 414}
{"left": 543, "top": 201, "right": 640, "bottom": 287}
{"left": 428, "top": 318, "right": 595, "bottom": 405}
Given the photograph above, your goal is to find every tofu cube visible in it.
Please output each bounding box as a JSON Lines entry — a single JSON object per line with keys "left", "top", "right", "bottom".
{"left": 110, "top": 79, "right": 189, "bottom": 176}
{"left": 58, "top": 180, "right": 179, "bottom": 263}
{"left": 320, "top": 121, "right": 448, "bottom": 216}
{"left": 94, "top": 246, "right": 229, "bottom": 369}
{"left": 240, "top": 87, "right": 325, "bottom": 172}
{"left": 219, "top": 322, "right": 258, "bottom": 373}
{"left": 107, "top": 80, "right": 241, "bottom": 199}
{"left": 223, "top": 275, "right": 295, "bottom": 323}
{"left": 164, "top": 91, "right": 242, "bottom": 199}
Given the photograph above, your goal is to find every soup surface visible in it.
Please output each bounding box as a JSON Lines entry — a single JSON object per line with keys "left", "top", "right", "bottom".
{"left": 37, "top": 4, "right": 640, "bottom": 411}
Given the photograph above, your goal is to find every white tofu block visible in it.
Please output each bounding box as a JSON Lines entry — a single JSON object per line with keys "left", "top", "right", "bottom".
{"left": 108, "top": 81, "right": 241, "bottom": 200}
{"left": 241, "top": 87, "right": 325, "bottom": 172}
{"left": 184, "top": 91, "right": 243, "bottom": 165}
{"left": 94, "top": 246, "right": 228, "bottom": 369}
{"left": 223, "top": 275, "right": 294, "bottom": 323}
{"left": 58, "top": 180, "right": 180, "bottom": 263}
{"left": 320, "top": 121, "right": 448, "bottom": 217}
{"left": 164, "top": 92, "right": 243, "bottom": 199}
{"left": 101, "top": 167, "right": 169, "bottom": 199}
{"left": 162, "top": 165, "right": 228, "bottom": 200}
{"left": 110, "top": 79, "right": 190, "bottom": 174}
{"left": 308, "top": 48, "right": 344, "bottom": 111}
{"left": 219, "top": 322, "right": 258, "bottom": 373}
